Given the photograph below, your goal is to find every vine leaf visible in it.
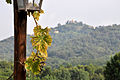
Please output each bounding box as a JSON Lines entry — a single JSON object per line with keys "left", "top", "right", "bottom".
{"left": 40, "top": 9, "right": 44, "bottom": 14}
{"left": 25, "top": 52, "right": 46, "bottom": 75}
{"left": 6, "top": 0, "right": 12, "bottom": 4}
{"left": 33, "top": 11, "right": 40, "bottom": 21}
{"left": 31, "top": 25, "right": 52, "bottom": 57}
{"left": 33, "top": 10, "right": 44, "bottom": 21}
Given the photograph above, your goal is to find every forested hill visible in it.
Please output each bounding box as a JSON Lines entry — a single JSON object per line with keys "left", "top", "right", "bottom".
{"left": 0, "top": 21, "right": 120, "bottom": 66}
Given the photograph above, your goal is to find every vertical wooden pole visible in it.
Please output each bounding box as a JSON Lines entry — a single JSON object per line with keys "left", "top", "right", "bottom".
{"left": 14, "top": 0, "right": 27, "bottom": 80}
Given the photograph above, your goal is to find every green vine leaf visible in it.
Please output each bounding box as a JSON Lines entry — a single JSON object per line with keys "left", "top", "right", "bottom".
{"left": 25, "top": 52, "right": 46, "bottom": 75}
{"left": 31, "top": 25, "right": 52, "bottom": 57}
{"left": 6, "top": 0, "right": 12, "bottom": 4}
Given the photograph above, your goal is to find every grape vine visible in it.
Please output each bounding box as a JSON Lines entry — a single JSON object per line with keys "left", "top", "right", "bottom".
{"left": 25, "top": 10, "right": 52, "bottom": 75}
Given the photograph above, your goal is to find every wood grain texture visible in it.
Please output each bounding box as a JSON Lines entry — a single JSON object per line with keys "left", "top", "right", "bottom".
{"left": 14, "top": 0, "right": 27, "bottom": 80}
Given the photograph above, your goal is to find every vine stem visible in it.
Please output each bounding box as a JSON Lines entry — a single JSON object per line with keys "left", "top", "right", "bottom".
{"left": 32, "top": 0, "right": 43, "bottom": 26}
{"left": 7, "top": 72, "right": 14, "bottom": 80}
{"left": 32, "top": 15, "right": 38, "bottom": 26}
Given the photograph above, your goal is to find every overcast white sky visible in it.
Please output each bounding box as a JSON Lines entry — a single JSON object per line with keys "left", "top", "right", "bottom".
{"left": 0, "top": 0, "right": 120, "bottom": 40}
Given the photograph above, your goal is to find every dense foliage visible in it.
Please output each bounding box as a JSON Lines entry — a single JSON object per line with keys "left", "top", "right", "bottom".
{"left": 2, "top": 52, "right": 120, "bottom": 80}
{"left": 0, "top": 61, "right": 104, "bottom": 80}
{"left": 0, "top": 61, "right": 13, "bottom": 80}
{"left": 0, "top": 21, "right": 120, "bottom": 66}
{"left": 104, "top": 52, "right": 120, "bottom": 80}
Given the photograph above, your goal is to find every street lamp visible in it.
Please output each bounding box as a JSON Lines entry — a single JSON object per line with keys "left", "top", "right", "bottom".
{"left": 17, "top": 0, "right": 43, "bottom": 11}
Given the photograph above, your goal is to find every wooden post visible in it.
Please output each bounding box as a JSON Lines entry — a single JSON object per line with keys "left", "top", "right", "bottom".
{"left": 14, "top": 0, "right": 27, "bottom": 80}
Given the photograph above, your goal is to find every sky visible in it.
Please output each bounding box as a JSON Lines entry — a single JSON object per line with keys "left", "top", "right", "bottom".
{"left": 0, "top": 0, "right": 120, "bottom": 40}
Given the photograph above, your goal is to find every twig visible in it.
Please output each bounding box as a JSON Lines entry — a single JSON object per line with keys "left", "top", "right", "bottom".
{"left": 7, "top": 72, "right": 14, "bottom": 80}
{"left": 34, "top": 17, "right": 38, "bottom": 26}
{"left": 32, "top": 0, "right": 43, "bottom": 26}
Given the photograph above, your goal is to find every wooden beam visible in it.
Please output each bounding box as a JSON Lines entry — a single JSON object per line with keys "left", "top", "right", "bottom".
{"left": 14, "top": 0, "right": 27, "bottom": 80}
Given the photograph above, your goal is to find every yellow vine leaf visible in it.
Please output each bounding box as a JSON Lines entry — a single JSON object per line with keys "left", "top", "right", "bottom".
{"left": 33, "top": 10, "right": 44, "bottom": 21}
{"left": 31, "top": 26, "right": 52, "bottom": 54}
{"left": 33, "top": 11, "right": 40, "bottom": 21}
{"left": 25, "top": 51, "right": 46, "bottom": 74}
{"left": 40, "top": 9, "right": 44, "bottom": 14}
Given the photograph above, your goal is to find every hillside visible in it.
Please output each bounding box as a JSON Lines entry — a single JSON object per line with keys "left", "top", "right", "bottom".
{"left": 0, "top": 21, "right": 120, "bottom": 66}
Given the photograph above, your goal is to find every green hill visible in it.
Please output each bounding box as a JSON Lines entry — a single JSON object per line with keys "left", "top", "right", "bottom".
{"left": 0, "top": 21, "right": 120, "bottom": 66}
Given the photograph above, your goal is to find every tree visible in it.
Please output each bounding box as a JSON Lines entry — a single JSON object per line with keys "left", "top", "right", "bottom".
{"left": 69, "top": 67, "right": 89, "bottom": 80}
{"left": 41, "top": 75, "right": 57, "bottom": 80}
{"left": 84, "top": 64, "right": 95, "bottom": 80}
{"left": 54, "top": 67, "right": 71, "bottom": 80}
{"left": 104, "top": 52, "right": 120, "bottom": 80}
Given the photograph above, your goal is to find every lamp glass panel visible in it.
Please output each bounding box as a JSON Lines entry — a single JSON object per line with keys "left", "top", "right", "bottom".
{"left": 34, "top": 0, "right": 40, "bottom": 7}
{"left": 17, "top": 0, "right": 25, "bottom": 9}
